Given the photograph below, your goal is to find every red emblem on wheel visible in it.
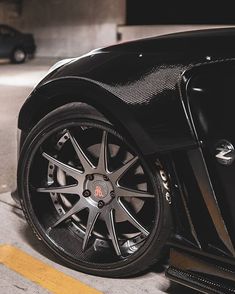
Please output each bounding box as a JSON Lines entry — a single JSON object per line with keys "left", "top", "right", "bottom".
{"left": 95, "top": 186, "right": 103, "bottom": 198}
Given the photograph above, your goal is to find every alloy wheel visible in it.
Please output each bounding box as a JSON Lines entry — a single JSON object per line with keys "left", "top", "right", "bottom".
{"left": 22, "top": 120, "right": 161, "bottom": 267}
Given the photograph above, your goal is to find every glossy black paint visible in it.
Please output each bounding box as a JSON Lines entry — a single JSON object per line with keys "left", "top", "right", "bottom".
{"left": 0, "top": 24, "right": 35, "bottom": 59}
{"left": 17, "top": 28, "right": 235, "bottom": 291}
{"left": 19, "top": 29, "right": 235, "bottom": 155}
{"left": 185, "top": 62, "right": 235, "bottom": 238}
{"left": 19, "top": 53, "right": 196, "bottom": 154}
{"left": 104, "top": 28, "right": 235, "bottom": 54}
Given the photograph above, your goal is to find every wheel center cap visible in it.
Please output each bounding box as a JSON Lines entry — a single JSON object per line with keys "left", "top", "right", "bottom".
{"left": 85, "top": 174, "right": 114, "bottom": 203}
{"left": 92, "top": 180, "right": 108, "bottom": 199}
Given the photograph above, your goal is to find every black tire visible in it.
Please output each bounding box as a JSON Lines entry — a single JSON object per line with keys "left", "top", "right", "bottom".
{"left": 18, "top": 103, "right": 172, "bottom": 277}
{"left": 11, "top": 48, "right": 26, "bottom": 64}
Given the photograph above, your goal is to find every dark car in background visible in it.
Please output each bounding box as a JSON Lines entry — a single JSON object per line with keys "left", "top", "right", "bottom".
{"left": 0, "top": 24, "right": 36, "bottom": 63}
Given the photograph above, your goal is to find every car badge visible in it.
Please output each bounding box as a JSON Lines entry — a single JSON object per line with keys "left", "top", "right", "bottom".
{"left": 95, "top": 186, "right": 104, "bottom": 198}
{"left": 215, "top": 140, "right": 235, "bottom": 165}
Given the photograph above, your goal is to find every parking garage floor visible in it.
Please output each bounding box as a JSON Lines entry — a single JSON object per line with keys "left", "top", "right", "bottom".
{"left": 0, "top": 59, "right": 197, "bottom": 294}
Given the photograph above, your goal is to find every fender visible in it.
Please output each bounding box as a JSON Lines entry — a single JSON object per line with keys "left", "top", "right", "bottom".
{"left": 19, "top": 78, "right": 159, "bottom": 155}
{"left": 18, "top": 50, "right": 198, "bottom": 155}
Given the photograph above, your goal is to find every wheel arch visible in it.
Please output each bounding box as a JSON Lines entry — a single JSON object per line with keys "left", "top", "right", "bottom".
{"left": 19, "top": 77, "right": 158, "bottom": 155}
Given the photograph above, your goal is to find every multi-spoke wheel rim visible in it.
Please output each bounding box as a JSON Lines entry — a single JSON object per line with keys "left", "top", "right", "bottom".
{"left": 26, "top": 121, "right": 159, "bottom": 265}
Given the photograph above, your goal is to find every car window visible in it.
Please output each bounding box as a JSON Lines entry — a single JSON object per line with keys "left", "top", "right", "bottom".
{"left": 0, "top": 27, "right": 16, "bottom": 37}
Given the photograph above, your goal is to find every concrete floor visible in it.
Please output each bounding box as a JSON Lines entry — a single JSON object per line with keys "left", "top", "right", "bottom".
{"left": 0, "top": 59, "right": 198, "bottom": 294}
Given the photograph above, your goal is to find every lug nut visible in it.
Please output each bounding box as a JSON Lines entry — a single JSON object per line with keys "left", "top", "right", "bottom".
{"left": 98, "top": 200, "right": 105, "bottom": 208}
{"left": 83, "top": 190, "right": 91, "bottom": 197}
{"left": 86, "top": 174, "right": 94, "bottom": 181}
{"left": 103, "top": 175, "right": 109, "bottom": 181}
{"left": 110, "top": 191, "right": 115, "bottom": 198}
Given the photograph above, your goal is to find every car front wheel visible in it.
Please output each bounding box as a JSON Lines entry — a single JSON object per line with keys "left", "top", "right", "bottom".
{"left": 18, "top": 103, "right": 172, "bottom": 277}
{"left": 11, "top": 48, "right": 26, "bottom": 64}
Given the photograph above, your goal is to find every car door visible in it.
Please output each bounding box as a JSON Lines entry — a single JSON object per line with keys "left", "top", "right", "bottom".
{"left": 186, "top": 63, "right": 235, "bottom": 242}
{"left": 0, "top": 26, "right": 15, "bottom": 58}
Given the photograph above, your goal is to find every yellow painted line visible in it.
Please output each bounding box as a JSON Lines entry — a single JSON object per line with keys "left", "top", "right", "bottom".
{"left": 0, "top": 244, "right": 103, "bottom": 294}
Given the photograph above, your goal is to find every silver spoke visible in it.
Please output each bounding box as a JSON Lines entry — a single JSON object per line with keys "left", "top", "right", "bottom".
{"left": 82, "top": 210, "right": 100, "bottom": 251}
{"left": 97, "top": 131, "right": 108, "bottom": 172}
{"left": 42, "top": 152, "right": 82, "bottom": 180}
{"left": 105, "top": 209, "right": 121, "bottom": 256}
{"left": 116, "top": 186, "right": 154, "bottom": 198}
{"left": 117, "top": 199, "right": 149, "bottom": 236}
{"left": 67, "top": 130, "right": 95, "bottom": 171}
{"left": 51, "top": 198, "right": 86, "bottom": 228}
{"left": 110, "top": 156, "right": 138, "bottom": 182}
{"left": 37, "top": 184, "right": 79, "bottom": 195}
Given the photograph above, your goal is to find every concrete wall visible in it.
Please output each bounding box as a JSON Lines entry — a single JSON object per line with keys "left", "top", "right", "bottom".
{"left": 1, "top": 0, "right": 126, "bottom": 58}
{"left": 0, "top": 1, "right": 20, "bottom": 26}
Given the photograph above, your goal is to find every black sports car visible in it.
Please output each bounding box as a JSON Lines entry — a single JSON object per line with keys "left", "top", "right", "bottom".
{"left": 14, "top": 28, "right": 235, "bottom": 293}
{"left": 0, "top": 24, "right": 36, "bottom": 63}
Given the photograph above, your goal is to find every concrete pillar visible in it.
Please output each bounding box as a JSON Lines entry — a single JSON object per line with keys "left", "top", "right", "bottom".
{"left": 0, "top": 1, "right": 21, "bottom": 27}
{"left": 18, "top": 0, "right": 126, "bottom": 57}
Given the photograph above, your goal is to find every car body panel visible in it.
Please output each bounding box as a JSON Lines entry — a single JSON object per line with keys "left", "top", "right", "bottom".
{"left": 19, "top": 29, "right": 235, "bottom": 155}
{"left": 19, "top": 55, "right": 196, "bottom": 154}
{"left": 184, "top": 62, "right": 235, "bottom": 240}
